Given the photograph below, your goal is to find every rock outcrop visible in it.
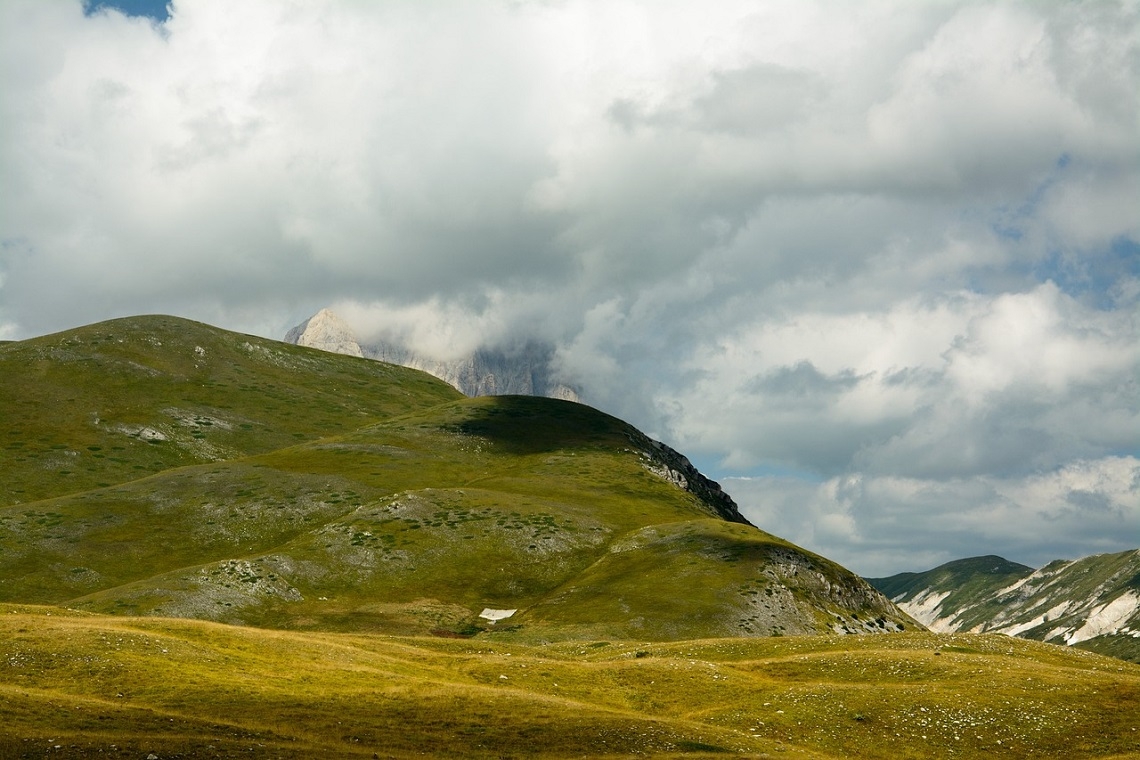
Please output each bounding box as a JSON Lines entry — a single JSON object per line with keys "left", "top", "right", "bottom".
{"left": 284, "top": 309, "right": 363, "bottom": 357}
{"left": 285, "top": 309, "right": 580, "bottom": 402}
{"left": 630, "top": 433, "right": 751, "bottom": 527}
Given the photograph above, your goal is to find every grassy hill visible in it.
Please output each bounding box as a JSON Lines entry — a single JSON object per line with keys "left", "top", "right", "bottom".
{"left": 1, "top": 605, "right": 1137, "bottom": 759}
{"left": 0, "top": 315, "right": 460, "bottom": 506}
{"left": 0, "top": 315, "right": 908, "bottom": 640}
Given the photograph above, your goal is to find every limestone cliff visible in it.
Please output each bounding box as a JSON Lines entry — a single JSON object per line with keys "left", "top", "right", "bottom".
{"left": 284, "top": 309, "right": 363, "bottom": 357}
{"left": 285, "top": 309, "right": 580, "bottom": 402}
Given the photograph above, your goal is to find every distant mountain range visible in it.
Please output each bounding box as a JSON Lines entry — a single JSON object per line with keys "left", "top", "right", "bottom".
{"left": 868, "top": 550, "right": 1140, "bottom": 662}
{"left": 286, "top": 308, "right": 581, "bottom": 401}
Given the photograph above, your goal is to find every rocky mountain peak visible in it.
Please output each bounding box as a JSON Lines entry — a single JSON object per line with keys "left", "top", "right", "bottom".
{"left": 285, "top": 309, "right": 580, "bottom": 402}
{"left": 284, "top": 309, "right": 363, "bottom": 357}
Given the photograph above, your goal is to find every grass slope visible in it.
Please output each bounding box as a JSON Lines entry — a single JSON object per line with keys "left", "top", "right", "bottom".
{"left": 1, "top": 395, "right": 908, "bottom": 639}
{"left": 4, "top": 316, "right": 1137, "bottom": 758}
{"left": 1, "top": 605, "right": 1138, "bottom": 759}
{"left": 0, "top": 315, "right": 461, "bottom": 506}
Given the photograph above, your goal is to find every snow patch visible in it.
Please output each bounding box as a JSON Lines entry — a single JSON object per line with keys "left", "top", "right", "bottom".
{"left": 924, "top": 614, "right": 963, "bottom": 634}
{"left": 479, "top": 608, "right": 517, "bottom": 624}
{"left": 1045, "top": 625, "right": 1074, "bottom": 643}
{"left": 995, "top": 576, "right": 1032, "bottom": 597}
{"left": 1041, "top": 600, "right": 1074, "bottom": 622}
{"left": 995, "top": 560, "right": 1073, "bottom": 597}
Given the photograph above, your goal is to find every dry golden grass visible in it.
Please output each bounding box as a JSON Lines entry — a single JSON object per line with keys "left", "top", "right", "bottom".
{"left": 2, "top": 605, "right": 1138, "bottom": 759}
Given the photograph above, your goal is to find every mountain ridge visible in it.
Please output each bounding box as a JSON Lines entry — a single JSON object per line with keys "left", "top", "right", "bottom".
{"left": 7, "top": 315, "right": 1140, "bottom": 760}
{"left": 868, "top": 550, "right": 1140, "bottom": 662}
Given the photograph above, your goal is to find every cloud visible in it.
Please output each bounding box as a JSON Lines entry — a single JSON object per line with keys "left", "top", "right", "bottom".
{"left": 726, "top": 456, "right": 1140, "bottom": 577}
{"left": 1, "top": 0, "right": 1136, "bottom": 574}
{"left": 669, "top": 283, "right": 1138, "bottom": 477}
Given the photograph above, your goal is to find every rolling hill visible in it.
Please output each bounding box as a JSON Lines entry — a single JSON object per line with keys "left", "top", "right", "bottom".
{"left": 2, "top": 605, "right": 1138, "bottom": 759}
{"left": 0, "top": 314, "right": 460, "bottom": 506}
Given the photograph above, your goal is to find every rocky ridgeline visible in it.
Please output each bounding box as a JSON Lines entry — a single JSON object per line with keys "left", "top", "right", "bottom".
{"left": 628, "top": 433, "right": 751, "bottom": 527}
{"left": 285, "top": 309, "right": 580, "bottom": 402}
{"left": 288, "top": 312, "right": 754, "bottom": 531}
{"left": 869, "top": 550, "right": 1140, "bottom": 662}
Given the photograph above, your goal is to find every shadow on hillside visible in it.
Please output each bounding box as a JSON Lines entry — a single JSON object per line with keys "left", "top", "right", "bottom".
{"left": 446, "top": 395, "right": 627, "bottom": 454}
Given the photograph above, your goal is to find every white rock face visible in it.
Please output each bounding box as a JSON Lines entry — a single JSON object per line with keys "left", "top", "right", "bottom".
{"left": 285, "top": 309, "right": 581, "bottom": 402}
{"left": 897, "top": 589, "right": 955, "bottom": 631}
{"left": 284, "top": 309, "right": 363, "bottom": 357}
{"left": 1065, "top": 591, "right": 1140, "bottom": 645}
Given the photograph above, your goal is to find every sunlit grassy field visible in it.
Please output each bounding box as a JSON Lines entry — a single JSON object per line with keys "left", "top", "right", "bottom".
{"left": 2, "top": 605, "right": 1138, "bottom": 759}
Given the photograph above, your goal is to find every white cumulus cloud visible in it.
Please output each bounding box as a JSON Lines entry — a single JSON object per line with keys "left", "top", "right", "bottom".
{"left": 2, "top": 0, "right": 1137, "bottom": 575}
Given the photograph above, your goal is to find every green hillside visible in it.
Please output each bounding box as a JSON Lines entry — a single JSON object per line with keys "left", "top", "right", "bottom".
{"left": 0, "top": 315, "right": 461, "bottom": 506}
{"left": 868, "top": 556, "right": 1034, "bottom": 610}
{"left": 0, "top": 315, "right": 909, "bottom": 640}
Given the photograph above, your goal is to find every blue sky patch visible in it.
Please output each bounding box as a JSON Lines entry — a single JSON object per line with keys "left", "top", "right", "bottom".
{"left": 1032, "top": 236, "right": 1139, "bottom": 309}
{"left": 85, "top": 0, "right": 169, "bottom": 22}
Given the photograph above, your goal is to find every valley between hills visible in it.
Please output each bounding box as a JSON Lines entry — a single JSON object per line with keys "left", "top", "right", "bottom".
{"left": 1, "top": 315, "right": 1138, "bottom": 759}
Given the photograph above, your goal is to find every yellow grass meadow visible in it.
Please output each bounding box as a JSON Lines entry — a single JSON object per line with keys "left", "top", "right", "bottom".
{"left": 2, "top": 605, "right": 1138, "bottom": 759}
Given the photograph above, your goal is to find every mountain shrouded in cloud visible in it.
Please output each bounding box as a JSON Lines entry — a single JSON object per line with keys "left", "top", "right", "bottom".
{"left": 1, "top": 0, "right": 1137, "bottom": 575}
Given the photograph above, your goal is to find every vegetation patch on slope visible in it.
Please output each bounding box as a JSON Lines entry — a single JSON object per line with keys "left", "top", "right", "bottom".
{"left": 0, "top": 315, "right": 460, "bottom": 506}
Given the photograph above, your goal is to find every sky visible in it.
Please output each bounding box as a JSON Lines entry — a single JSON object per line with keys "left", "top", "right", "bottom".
{"left": 1, "top": 0, "right": 1137, "bottom": 576}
